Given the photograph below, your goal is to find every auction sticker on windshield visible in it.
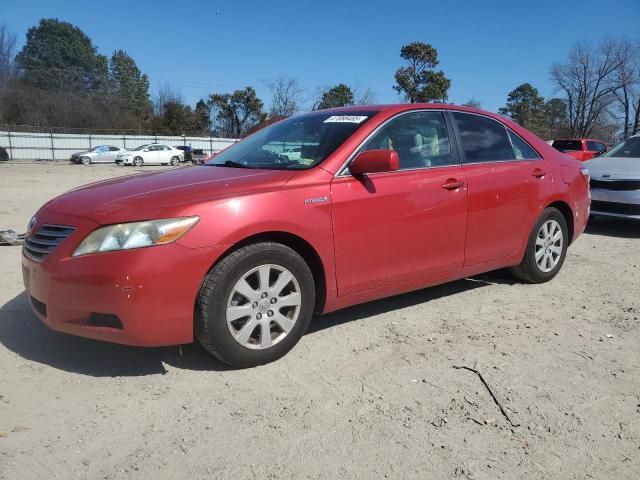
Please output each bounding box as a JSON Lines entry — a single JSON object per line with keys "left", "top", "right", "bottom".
{"left": 323, "top": 115, "right": 369, "bottom": 124}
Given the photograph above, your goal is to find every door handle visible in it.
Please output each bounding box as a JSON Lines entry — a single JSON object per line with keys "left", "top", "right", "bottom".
{"left": 441, "top": 179, "right": 465, "bottom": 190}
{"left": 532, "top": 168, "right": 547, "bottom": 178}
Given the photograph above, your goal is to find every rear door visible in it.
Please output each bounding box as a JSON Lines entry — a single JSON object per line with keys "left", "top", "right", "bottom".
{"left": 451, "top": 111, "right": 552, "bottom": 266}
{"left": 331, "top": 110, "right": 467, "bottom": 295}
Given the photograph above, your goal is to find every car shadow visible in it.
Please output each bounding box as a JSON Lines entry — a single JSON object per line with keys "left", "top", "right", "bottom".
{"left": 308, "top": 275, "right": 501, "bottom": 334}
{"left": 585, "top": 216, "right": 640, "bottom": 239}
{"left": 0, "top": 292, "right": 232, "bottom": 377}
{"left": 0, "top": 273, "right": 504, "bottom": 376}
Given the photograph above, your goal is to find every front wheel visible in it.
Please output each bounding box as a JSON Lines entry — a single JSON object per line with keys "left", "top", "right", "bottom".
{"left": 196, "top": 242, "right": 315, "bottom": 368}
{"left": 170, "top": 156, "right": 180, "bottom": 166}
{"left": 133, "top": 157, "right": 143, "bottom": 167}
{"left": 510, "top": 207, "right": 568, "bottom": 283}
{"left": 81, "top": 156, "right": 91, "bottom": 165}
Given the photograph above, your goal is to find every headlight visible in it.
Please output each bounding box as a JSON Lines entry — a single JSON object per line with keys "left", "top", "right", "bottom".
{"left": 73, "top": 217, "right": 199, "bottom": 256}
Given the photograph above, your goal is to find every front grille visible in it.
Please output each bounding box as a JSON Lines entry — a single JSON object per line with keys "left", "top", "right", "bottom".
{"left": 23, "top": 224, "right": 76, "bottom": 261}
{"left": 590, "top": 179, "right": 640, "bottom": 191}
{"left": 591, "top": 200, "right": 640, "bottom": 216}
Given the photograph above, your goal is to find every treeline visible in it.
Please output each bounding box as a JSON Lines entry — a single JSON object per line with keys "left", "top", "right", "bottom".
{"left": 498, "top": 38, "right": 640, "bottom": 141}
{"left": 0, "top": 19, "right": 638, "bottom": 141}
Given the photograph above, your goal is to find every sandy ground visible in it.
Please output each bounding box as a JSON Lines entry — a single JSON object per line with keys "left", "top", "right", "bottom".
{"left": 0, "top": 162, "right": 639, "bottom": 480}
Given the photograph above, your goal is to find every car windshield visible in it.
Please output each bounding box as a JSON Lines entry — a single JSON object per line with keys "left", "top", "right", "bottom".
{"left": 604, "top": 137, "right": 640, "bottom": 158}
{"left": 132, "top": 144, "right": 150, "bottom": 151}
{"left": 206, "top": 111, "right": 379, "bottom": 170}
{"left": 552, "top": 140, "right": 582, "bottom": 152}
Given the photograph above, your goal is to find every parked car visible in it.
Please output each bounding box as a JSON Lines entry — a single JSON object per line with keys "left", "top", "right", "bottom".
{"left": 69, "top": 145, "right": 126, "bottom": 164}
{"left": 22, "top": 105, "right": 590, "bottom": 368}
{"left": 174, "top": 145, "right": 192, "bottom": 162}
{"left": 0, "top": 146, "right": 8, "bottom": 161}
{"left": 191, "top": 148, "right": 209, "bottom": 165}
{"left": 116, "top": 143, "right": 184, "bottom": 166}
{"left": 551, "top": 138, "right": 607, "bottom": 161}
{"left": 586, "top": 134, "right": 640, "bottom": 220}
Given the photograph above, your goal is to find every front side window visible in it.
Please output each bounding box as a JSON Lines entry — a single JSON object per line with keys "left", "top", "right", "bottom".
{"left": 508, "top": 130, "right": 540, "bottom": 160}
{"left": 453, "top": 112, "right": 514, "bottom": 163}
{"left": 359, "top": 111, "right": 453, "bottom": 169}
{"left": 207, "top": 111, "right": 379, "bottom": 170}
{"left": 586, "top": 141, "right": 600, "bottom": 151}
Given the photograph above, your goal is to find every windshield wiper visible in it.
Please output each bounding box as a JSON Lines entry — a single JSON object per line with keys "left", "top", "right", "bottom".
{"left": 208, "top": 160, "right": 254, "bottom": 169}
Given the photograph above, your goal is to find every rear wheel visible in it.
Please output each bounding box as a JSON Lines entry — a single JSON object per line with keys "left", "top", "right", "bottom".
{"left": 196, "top": 242, "right": 315, "bottom": 368}
{"left": 510, "top": 207, "right": 568, "bottom": 283}
{"left": 133, "top": 156, "right": 143, "bottom": 167}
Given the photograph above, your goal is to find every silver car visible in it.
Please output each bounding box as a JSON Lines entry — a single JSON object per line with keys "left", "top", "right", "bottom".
{"left": 586, "top": 134, "right": 640, "bottom": 220}
{"left": 70, "top": 145, "right": 127, "bottom": 165}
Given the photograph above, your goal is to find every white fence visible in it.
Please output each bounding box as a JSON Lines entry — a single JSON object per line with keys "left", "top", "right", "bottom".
{"left": 0, "top": 131, "right": 239, "bottom": 160}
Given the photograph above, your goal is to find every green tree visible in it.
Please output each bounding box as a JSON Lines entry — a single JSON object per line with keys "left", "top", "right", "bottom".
{"left": 499, "top": 83, "right": 547, "bottom": 136}
{"left": 463, "top": 97, "right": 482, "bottom": 109}
{"left": 109, "top": 49, "right": 151, "bottom": 123}
{"left": 394, "top": 42, "right": 450, "bottom": 103}
{"left": 209, "top": 87, "right": 267, "bottom": 137}
{"left": 16, "top": 18, "right": 108, "bottom": 92}
{"left": 193, "top": 99, "right": 212, "bottom": 133}
{"left": 543, "top": 98, "right": 569, "bottom": 138}
{"left": 316, "top": 84, "right": 354, "bottom": 109}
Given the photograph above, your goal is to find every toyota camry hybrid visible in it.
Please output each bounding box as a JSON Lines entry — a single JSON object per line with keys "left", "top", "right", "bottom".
{"left": 21, "top": 104, "right": 590, "bottom": 367}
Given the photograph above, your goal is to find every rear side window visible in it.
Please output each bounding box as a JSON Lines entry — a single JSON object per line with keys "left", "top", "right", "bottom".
{"left": 552, "top": 140, "right": 582, "bottom": 152}
{"left": 453, "top": 112, "right": 514, "bottom": 163}
{"left": 508, "top": 130, "right": 540, "bottom": 160}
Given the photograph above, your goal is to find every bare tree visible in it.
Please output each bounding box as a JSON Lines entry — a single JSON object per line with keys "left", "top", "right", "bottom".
{"left": 153, "top": 83, "right": 184, "bottom": 117}
{"left": 267, "top": 76, "right": 304, "bottom": 118}
{"left": 353, "top": 84, "right": 377, "bottom": 105}
{"left": 551, "top": 39, "right": 627, "bottom": 138}
{"left": 610, "top": 39, "right": 640, "bottom": 137}
{"left": 0, "top": 24, "right": 18, "bottom": 124}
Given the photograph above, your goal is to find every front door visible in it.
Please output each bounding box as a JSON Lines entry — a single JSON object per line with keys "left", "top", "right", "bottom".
{"left": 331, "top": 110, "right": 468, "bottom": 296}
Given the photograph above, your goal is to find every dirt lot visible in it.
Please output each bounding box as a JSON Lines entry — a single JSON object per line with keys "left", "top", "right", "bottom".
{"left": 0, "top": 163, "right": 638, "bottom": 479}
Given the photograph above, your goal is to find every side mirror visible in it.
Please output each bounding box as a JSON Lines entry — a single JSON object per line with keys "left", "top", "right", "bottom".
{"left": 349, "top": 149, "right": 399, "bottom": 175}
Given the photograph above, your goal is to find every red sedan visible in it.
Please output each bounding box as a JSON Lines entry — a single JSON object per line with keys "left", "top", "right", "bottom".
{"left": 22, "top": 105, "right": 590, "bottom": 367}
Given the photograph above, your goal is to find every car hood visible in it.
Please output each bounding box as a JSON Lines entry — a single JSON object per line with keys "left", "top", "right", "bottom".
{"left": 71, "top": 150, "right": 92, "bottom": 157}
{"left": 584, "top": 156, "right": 640, "bottom": 180}
{"left": 44, "top": 166, "right": 297, "bottom": 224}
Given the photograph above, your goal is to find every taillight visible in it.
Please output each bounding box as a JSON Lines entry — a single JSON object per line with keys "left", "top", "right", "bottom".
{"left": 580, "top": 168, "right": 591, "bottom": 200}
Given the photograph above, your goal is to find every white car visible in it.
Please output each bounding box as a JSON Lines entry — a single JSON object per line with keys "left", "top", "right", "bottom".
{"left": 117, "top": 144, "right": 184, "bottom": 166}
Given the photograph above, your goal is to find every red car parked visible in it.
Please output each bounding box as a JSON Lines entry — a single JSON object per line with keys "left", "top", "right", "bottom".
{"left": 552, "top": 138, "right": 607, "bottom": 161}
{"left": 22, "top": 105, "right": 590, "bottom": 367}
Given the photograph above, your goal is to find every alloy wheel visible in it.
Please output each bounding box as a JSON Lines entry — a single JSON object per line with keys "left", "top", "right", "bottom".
{"left": 535, "top": 219, "right": 563, "bottom": 273}
{"left": 226, "top": 264, "right": 302, "bottom": 350}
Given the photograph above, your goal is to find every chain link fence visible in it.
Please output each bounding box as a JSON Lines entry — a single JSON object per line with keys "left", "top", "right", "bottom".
{"left": 0, "top": 127, "right": 239, "bottom": 160}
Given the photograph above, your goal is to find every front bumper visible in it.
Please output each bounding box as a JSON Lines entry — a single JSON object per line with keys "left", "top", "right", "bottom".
{"left": 590, "top": 188, "right": 640, "bottom": 220}
{"left": 22, "top": 208, "right": 224, "bottom": 346}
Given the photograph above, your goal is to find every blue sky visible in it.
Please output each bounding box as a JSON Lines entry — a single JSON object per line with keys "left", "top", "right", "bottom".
{"left": 2, "top": 0, "right": 639, "bottom": 113}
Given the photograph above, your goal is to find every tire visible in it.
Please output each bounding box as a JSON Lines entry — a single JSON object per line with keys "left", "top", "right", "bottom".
{"left": 81, "top": 156, "right": 91, "bottom": 165}
{"left": 196, "top": 242, "right": 315, "bottom": 368}
{"left": 170, "top": 156, "right": 180, "bottom": 166}
{"left": 133, "top": 156, "right": 143, "bottom": 167}
{"left": 510, "top": 207, "right": 569, "bottom": 283}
